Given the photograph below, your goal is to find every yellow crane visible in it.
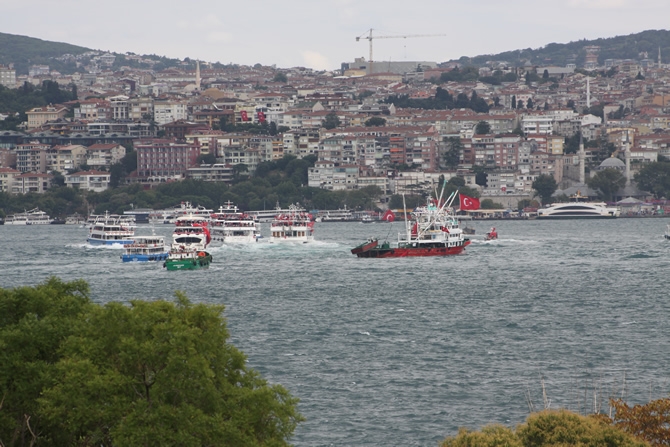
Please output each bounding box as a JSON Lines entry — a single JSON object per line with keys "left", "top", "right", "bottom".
{"left": 355, "top": 29, "right": 447, "bottom": 74}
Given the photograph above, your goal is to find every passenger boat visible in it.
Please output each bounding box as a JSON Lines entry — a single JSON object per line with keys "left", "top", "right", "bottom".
{"left": 164, "top": 214, "right": 212, "bottom": 270}
{"left": 664, "top": 224, "right": 670, "bottom": 240}
{"left": 248, "top": 203, "right": 301, "bottom": 222}
{"left": 537, "top": 193, "right": 620, "bottom": 219}
{"left": 351, "top": 189, "right": 470, "bottom": 258}
{"left": 485, "top": 227, "right": 498, "bottom": 241}
{"left": 316, "top": 206, "right": 355, "bottom": 222}
{"left": 121, "top": 235, "right": 169, "bottom": 262}
{"left": 361, "top": 215, "right": 375, "bottom": 224}
{"left": 87, "top": 212, "right": 136, "bottom": 245}
{"left": 210, "top": 201, "right": 261, "bottom": 245}
{"left": 4, "top": 208, "right": 54, "bottom": 225}
{"left": 269, "top": 204, "right": 315, "bottom": 243}
{"left": 149, "top": 202, "right": 213, "bottom": 225}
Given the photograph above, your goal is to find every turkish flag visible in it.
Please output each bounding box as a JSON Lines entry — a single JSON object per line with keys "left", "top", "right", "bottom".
{"left": 258, "top": 111, "right": 266, "bottom": 122}
{"left": 241, "top": 110, "right": 249, "bottom": 121}
{"left": 459, "top": 194, "right": 480, "bottom": 210}
{"left": 381, "top": 209, "right": 395, "bottom": 222}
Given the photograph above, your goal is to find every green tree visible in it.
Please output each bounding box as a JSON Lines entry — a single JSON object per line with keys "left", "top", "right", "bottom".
{"left": 480, "top": 198, "right": 504, "bottom": 209}
{"left": 511, "top": 95, "right": 517, "bottom": 109}
{"left": 527, "top": 97, "right": 534, "bottom": 109}
{"left": 197, "top": 153, "right": 217, "bottom": 165}
{"left": 273, "top": 72, "right": 288, "bottom": 83}
{"left": 587, "top": 168, "right": 626, "bottom": 202}
{"left": 532, "top": 174, "right": 558, "bottom": 204}
{"left": 442, "top": 137, "right": 462, "bottom": 169}
{"left": 0, "top": 279, "right": 304, "bottom": 446}
{"left": 322, "top": 112, "right": 341, "bottom": 130}
{"left": 364, "top": 116, "right": 386, "bottom": 127}
{"left": 475, "top": 120, "right": 491, "bottom": 135}
{"left": 634, "top": 161, "right": 670, "bottom": 199}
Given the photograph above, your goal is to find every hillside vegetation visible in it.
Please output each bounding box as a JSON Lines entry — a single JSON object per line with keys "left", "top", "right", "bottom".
{"left": 454, "top": 29, "right": 670, "bottom": 67}
{"left": 0, "top": 32, "right": 91, "bottom": 75}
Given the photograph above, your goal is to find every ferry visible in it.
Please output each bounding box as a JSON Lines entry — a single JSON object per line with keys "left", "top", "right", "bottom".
{"left": 210, "top": 201, "right": 261, "bottom": 245}
{"left": 269, "top": 204, "right": 315, "bottom": 243}
{"left": 537, "top": 193, "right": 620, "bottom": 219}
{"left": 149, "top": 202, "right": 213, "bottom": 225}
{"left": 87, "top": 212, "right": 136, "bottom": 245}
{"left": 4, "top": 208, "right": 54, "bottom": 225}
{"left": 248, "top": 202, "right": 305, "bottom": 223}
{"left": 315, "top": 206, "right": 355, "bottom": 222}
{"left": 351, "top": 188, "right": 470, "bottom": 258}
{"left": 164, "top": 213, "right": 212, "bottom": 270}
{"left": 121, "top": 235, "right": 169, "bottom": 262}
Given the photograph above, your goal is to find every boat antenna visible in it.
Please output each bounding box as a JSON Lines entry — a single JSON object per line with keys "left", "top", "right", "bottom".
{"left": 402, "top": 194, "right": 410, "bottom": 240}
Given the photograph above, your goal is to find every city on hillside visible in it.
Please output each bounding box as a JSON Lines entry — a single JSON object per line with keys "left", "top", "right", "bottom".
{"left": 1, "top": 40, "right": 670, "bottom": 215}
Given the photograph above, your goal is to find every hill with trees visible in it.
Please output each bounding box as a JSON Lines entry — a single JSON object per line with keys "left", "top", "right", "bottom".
{"left": 0, "top": 32, "right": 91, "bottom": 75}
{"left": 452, "top": 29, "right": 670, "bottom": 68}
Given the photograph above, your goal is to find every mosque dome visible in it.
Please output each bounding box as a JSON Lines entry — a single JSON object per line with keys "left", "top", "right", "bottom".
{"left": 597, "top": 156, "right": 625, "bottom": 170}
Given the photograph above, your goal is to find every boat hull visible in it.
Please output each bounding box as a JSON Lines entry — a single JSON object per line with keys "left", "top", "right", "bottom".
{"left": 121, "top": 253, "right": 169, "bottom": 262}
{"left": 87, "top": 238, "right": 134, "bottom": 246}
{"left": 536, "top": 215, "right": 617, "bottom": 219}
{"left": 164, "top": 253, "right": 212, "bottom": 270}
{"left": 354, "top": 241, "right": 470, "bottom": 258}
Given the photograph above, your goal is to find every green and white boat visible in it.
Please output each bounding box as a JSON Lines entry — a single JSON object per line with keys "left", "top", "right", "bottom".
{"left": 164, "top": 249, "right": 212, "bottom": 270}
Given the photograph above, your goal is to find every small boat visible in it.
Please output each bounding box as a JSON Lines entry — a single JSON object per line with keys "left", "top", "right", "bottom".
{"left": 87, "top": 212, "right": 136, "bottom": 246}
{"left": 121, "top": 235, "right": 169, "bottom": 262}
{"left": 664, "top": 224, "right": 670, "bottom": 240}
{"left": 269, "top": 204, "right": 315, "bottom": 243}
{"left": 4, "top": 208, "right": 54, "bottom": 225}
{"left": 361, "top": 215, "right": 375, "bottom": 224}
{"left": 351, "top": 188, "right": 471, "bottom": 258}
{"left": 485, "top": 227, "right": 498, "bottom": 241}
{"left": 164, "top": 248, "right": 212, "bottom": 270}
{"left": 462, "top": 224, "right": 476, "bottom": 235}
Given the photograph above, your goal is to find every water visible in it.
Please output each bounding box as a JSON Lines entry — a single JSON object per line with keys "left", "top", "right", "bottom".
{"left": 2, "top": 219, "right": 670, "bottom": 446}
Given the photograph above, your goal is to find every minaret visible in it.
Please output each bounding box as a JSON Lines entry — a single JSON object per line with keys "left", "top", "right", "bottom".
{"left": 586, "top": 77, "right": 591, "bottom": 108}
{"left": 579, "top": 131, "right": 585, "bottom": 185}
{"left": 195, "top": 60, "right": 201, "bottom": 92}
{"left": 624, "top": 131, "right": 631, "bottom": 186}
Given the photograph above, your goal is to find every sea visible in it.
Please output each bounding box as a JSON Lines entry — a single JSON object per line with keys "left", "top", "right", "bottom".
{"left": 2, "top": 218, "right": 670, "bottom": 446}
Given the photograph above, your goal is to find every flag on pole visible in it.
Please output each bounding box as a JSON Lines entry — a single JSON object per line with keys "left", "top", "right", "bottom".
{"left": 459, "top": 194, "right": 480, "bottom": 210}
{"left": 240, "top": 110, "right": 249, "bottom": 121}
{"left": 381, "top": 209, "right": 395, "bottom": 222}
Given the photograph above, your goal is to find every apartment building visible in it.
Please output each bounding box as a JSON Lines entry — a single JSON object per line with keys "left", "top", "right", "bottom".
{"left": 46, "top": 145, "right": 87, "bottom": 173}
{"left": 135, "top": 139, "right": 200, "bottom": 181}
{"left": 12, "top": 172, "right": 53, "bottom": 194}
{"left": 26, "top": 106, "right": 68, "bottom": 129}
{"left": 0, "top": 167, "right": 20, "bottom": 193}
{"left": 15, "top": 142, "right": 49, "bottom": 173}
{"left": 86, "top": 143, "right": 127, "bottom": 169}
{"left": 64, "top": 170, "right": 111, "bottom": 192}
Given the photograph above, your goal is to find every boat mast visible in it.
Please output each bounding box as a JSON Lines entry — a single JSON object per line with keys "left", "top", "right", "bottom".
{"left": 402, "top": 194, "right": 410, "bottom": 241}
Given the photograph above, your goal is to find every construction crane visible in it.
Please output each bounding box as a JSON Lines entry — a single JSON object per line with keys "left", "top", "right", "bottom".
{"left": 355, "top": 29, "right": 447, "bottom": 74}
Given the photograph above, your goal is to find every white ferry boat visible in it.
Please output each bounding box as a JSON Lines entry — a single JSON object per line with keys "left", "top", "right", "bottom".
{"left": 149, "top": 202, "right": 213, "bottom": 225}
{"left": 537, "top": 193, "right": 620, "bottom": 219}
{"left": 171, "top": 213, "right": 211, "bottom": 251}
{"left": 210, "top": 201, "right": 261, "bottom": 245}
{"left": 87, "top": 212, "right": 136, "bottom": 246}
{"left": 248, "top": 202, "right": 304, "bottom": 223}
{"left": 316, "top": 206, "right": 355, "bottom": 222}
{"left": 269, "top": 204, "right": 315, "bottom": 243}
{"left": 5, "top": 208, "right": 54, "bottom": 225}
{"left": 121, "top": 235, "right": 169, "bottom": 262}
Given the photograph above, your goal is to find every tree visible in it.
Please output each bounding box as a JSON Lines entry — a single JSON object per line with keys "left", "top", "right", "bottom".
{"left": 634, "top": 161, "right": 670, "bottom": 199}
{"left": 543, "top": 69, "right": 549, "bottom": 79}
{"left": 273, "top": 72, "right": 288, "bottom": 83}
{"left": 475, "top": 120, "right": 491, "bottom": 135}
{"left": 511, "top": 95, "right": 517, "bottom": 109}
{"left": 587, "top": 168, "right": 626, "bottom": 202}
{"left": 0, "top": 279, "right": 304, "bottom": 446}
{"left": 532, "top": 174, "right": 558, "bottom": 204}
{"left": 442, "top": 137, "right": 462, "bottom": 169}
{"left": 609, "top": 397, "right": 670, "bottom": 446}
{"left": 364, "top": 117, "right": 386, "bottom": 127}
{"left": 517, "top": 99, "right": 525, "bottom": 109}
{"left": 197, "top": 153, "right": 217, "bottom": 165}
{"left": 527, "top": 97, "right": 534, "bottom": 109}
{"left": 322, "top": 112, "right": 341, "bottom": 130}
{"left": 480, "top": 198, "right": 504, "bottom": 209}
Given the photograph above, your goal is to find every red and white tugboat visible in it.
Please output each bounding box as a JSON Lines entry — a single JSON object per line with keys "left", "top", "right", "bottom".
{"left": 351, "top": 188, "right": 471, "bottom": 258}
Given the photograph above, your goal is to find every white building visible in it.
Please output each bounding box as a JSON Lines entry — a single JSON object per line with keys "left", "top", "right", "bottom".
{"left": 154, "top": 100, "right": 188, "bottom": 125}
{"left": 64, "top": 170, "right": 111, "bottom": 192}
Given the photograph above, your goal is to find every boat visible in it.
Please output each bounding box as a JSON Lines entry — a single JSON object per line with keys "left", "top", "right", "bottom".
{"left": 248, "top": 202, "right": 304, "bottom": 223}
{"left": 164, "top": 213, "right": 213, "bottom": 270}
{"left": 485, "top": 227, "right": 498, "bottom": 241}
{"left": 163, "top": 248, "right": 212, "bottom": 270}
{"left": 65, "top": 214, "right": 86, "bottom": 225}
{"left": 87, "top": 212, "right": 136, "bottom": 245}
{"left": 665, "top": 224, "right": 670, "bottom": 240}
{"left": 269, "top": 204, "right": 315, "bottom": 243}
{"left": 351, "top": 189, "right": 471, "bottom": 258}
{"left": 361, "top": 215, "right": 376, "bottom": 224}
{"left": 149, "top": 202, "right": 213, "bottom": 225}
{"left": 462, "top": 223, "right": 476, "bottom": 235}
{"left": 4, "top": 208, "right": 54, "bottom": 225}
{"left": 121, "top": 234, "right": 169, "bottom": 262}
{"left": 316, "top": 206, "right": 355, "bottom": 222}
{"left": 210, "top": 201, "right": 261, "bottom": 245}
{"left": 537, "top": 192, "right": 620, "bottom": 219}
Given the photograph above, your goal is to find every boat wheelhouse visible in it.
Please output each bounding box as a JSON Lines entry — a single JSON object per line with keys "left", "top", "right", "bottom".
{"left": 121, "top": 235, "right": 169, "bottom": 262}
{"left": 269, "top": 204, "right": 315, "bottom": 243}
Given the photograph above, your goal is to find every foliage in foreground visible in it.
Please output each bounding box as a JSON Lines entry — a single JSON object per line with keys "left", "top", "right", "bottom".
{"left": 441, "top": 409, "right": 648, "bottom": 447}
{"left": 0, "top": 278, "right": 303, "bottom": 447}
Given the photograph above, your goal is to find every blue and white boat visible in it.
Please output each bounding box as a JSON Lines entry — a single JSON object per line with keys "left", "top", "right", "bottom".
{"left": 87, "top": 212, "right": 136, "bottom": 246}
{"left": 121, "top": 235, "right": 169, "bottom": 262}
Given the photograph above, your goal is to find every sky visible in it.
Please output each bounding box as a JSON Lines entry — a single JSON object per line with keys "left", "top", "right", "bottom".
{"left": 2, "top": 0, "right": 670, "bottom": 70}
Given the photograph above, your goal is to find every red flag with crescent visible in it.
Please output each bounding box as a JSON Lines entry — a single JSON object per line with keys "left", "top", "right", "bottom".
{"left": 241, "top": 110, "right": 249, "bottom": 121}
{"left": 381, "top": 209, "right": 395, "bottom": 222}
{"left": 459, "top": 194, "right": 480, "bottom": 210}
{"left": 258, "top": 111, "right": 266, "bottom": 122}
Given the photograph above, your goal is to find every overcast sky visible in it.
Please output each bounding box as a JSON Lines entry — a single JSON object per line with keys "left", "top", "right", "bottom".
{"left": 2, "top": 0, "right": 670, "bottom": 70}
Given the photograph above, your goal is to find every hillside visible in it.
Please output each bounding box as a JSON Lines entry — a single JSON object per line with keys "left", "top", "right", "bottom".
{"left": 452, "top": 29, "right": 670, "bottom": 68}
{"left": 0, "top": 32, "right": 91, "bottom": 75}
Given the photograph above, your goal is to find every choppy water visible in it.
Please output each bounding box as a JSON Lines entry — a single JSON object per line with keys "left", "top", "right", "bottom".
{"left": 2, "top": 219, "right": 670, "bottom": 446}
